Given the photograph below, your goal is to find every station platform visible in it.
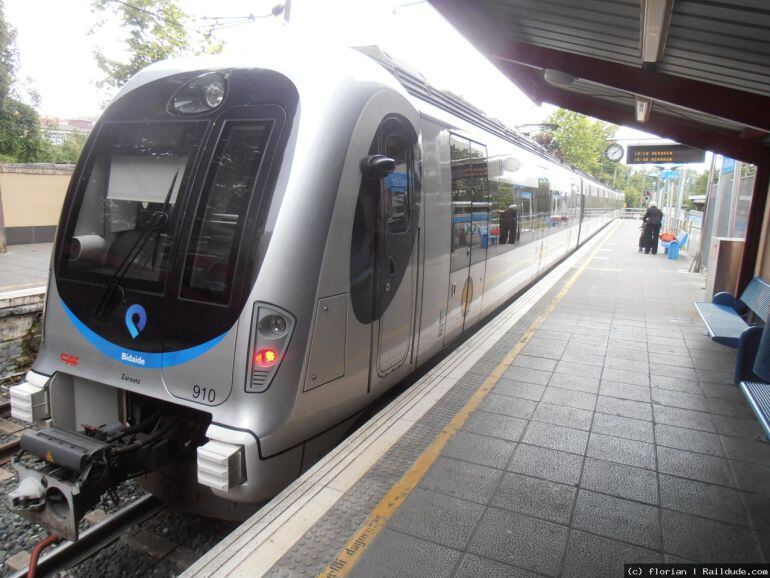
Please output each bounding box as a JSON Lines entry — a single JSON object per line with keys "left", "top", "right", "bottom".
{"left": 0, "top": 242, "right": 51, "bottom": 292}
{"left": 185, "top": 220, "right": 770, "bottom": 578}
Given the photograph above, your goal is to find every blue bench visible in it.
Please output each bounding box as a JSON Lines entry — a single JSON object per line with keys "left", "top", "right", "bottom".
{"left": 739, "top": 381, "right": 770, "bottom": 441}
{"left": 738, "top": 321, "right": 770, "bottom": 441}
{"left": 694, "top": 276, "right": 770, "bottom": 383}
{"left": 659, "top": 230, "right": 688, "bottom": 259}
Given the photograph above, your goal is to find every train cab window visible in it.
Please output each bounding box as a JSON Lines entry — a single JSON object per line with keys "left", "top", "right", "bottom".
{"left": 58, "top": 121, "right": 206, "bottom": 292}
{"left": 180, "top": 120, "right": 274, "bottom": 305}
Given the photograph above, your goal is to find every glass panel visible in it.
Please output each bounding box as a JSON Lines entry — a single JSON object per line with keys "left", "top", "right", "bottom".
{"left": 534, "top": 175, "right": 551, "bottom": 235}
{"left": 518, "top": 187, "right": 535, "bottom": 245}
{"left": 181, "top": 120, "right": 273, "bottom": 305}
{"left": 549, "top": 187, "right": 568, "bottom": 229}
{"left": 491, "top": 154, "right": 518, "bottom": 253}
{"left": 470, "top": 141, "right": 488, "bottom": 265}
{"left": 384, "top": 131, "right": 410, "bottom": 234}
{"left": 60, "top": 121, "right": 206, "bottom": 291}
{"left": 450, "top": 135, "right": 472, "bottom": 272}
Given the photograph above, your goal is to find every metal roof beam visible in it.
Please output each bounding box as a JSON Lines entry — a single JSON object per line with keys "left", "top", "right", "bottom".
{"left": 535, "top": 84, "right": 766, "bottom": 165}
{"left": 427, "top": 0, "right": 770, "bottom": 133}
{"left": 494, "top": 40, "right": 770, "bottom": 132}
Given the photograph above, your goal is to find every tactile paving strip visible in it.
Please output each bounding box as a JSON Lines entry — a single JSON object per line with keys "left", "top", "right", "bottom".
{"left": 265, "top": 267, "right": 572, "bottom": 577}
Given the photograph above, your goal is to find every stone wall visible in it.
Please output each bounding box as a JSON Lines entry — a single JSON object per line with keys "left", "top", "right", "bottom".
{"left": 0, "top": 288, "right": 44, "bottom": 384}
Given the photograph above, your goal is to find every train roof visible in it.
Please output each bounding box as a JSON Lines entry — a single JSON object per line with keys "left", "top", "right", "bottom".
{"left": 111, "top": 40, "right": 406, "bottom": 113}
{"left": 111, "top": 42, "right": 622, "bottom": 201}
{"left": 356, "top": 46, "right": 623, "bottom": 200}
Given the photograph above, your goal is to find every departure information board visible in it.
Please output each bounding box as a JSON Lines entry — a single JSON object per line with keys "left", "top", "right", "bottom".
{"left": 627, "top": 145, "right": 705, "bottom": 164}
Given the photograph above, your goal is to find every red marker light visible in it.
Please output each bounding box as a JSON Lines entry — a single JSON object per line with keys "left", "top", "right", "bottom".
{"left": 254, "top": 348, "right": 279, "bottom": 368}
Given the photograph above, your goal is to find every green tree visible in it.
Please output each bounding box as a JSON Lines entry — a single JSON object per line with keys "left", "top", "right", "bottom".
{"left": 544, "top": 109, "right": 618, "bottom": 180}
{"left": 689, "top": 171, "right": 709, "bottom": 197}
{"left": 0, "top": 0, "right": 15, "bottom": 100}
{"left": 92, "top": 0, "right": 222, "bottom": 90}
{"left": 38, "top": 132, "right": 89, "bottom": 164}
{"left": 0, "top": 1, "right": 49, "bottom": 163}
{"left": 622, "top": 170, "right": 656, "bottom": 208}
{"left": 0, "top": 99, "right": 47, "bottom": 162}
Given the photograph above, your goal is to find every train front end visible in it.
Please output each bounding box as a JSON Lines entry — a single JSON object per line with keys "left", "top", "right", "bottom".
{"left": 6, "top": 64, "right": 300, "bottom": 539}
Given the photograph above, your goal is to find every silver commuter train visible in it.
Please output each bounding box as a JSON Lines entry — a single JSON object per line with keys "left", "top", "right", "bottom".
{"left": 8, "top": 45, "right": 623, "bottom": 538}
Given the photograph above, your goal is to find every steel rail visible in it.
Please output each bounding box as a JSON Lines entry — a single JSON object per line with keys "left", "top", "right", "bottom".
{"left": 0, "top": 437, "right": 20, "bottom": 465}
{"left": 8, "top": 494, "right": 164, "bottom": 578}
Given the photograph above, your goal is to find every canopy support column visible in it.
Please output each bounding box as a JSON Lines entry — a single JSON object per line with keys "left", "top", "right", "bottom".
{"left": 738, "top": 157, "right": 770, "bottom": 294}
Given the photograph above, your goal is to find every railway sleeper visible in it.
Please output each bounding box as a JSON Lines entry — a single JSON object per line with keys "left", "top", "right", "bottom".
{"left": 7, "top": 397, "right": 208, "bottom": 541}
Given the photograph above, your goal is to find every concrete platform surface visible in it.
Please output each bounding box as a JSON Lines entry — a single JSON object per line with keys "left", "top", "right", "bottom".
{"left": 185, "top": 220, "right": 770, "bottom": 578}
{"left": 0, "top": 243, "right": 51, "bottom": 292}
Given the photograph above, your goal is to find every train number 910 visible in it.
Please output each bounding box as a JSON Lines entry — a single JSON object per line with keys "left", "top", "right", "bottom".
{"left": 192, "top": 385, "right": 216, "bottom": 403}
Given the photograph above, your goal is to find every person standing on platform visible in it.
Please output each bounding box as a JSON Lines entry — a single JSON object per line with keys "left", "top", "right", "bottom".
{"left": 499, "top": 205, "right": 517, "bottom": 244}
{"left": 641, "top": 201, "right": 663, "bottom": 254}
{"left": 510, "top": 204, "right": 519, "bottom": 244}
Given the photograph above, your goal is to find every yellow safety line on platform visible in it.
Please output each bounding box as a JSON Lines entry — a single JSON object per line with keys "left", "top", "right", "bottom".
{"left": 317, "top": 221, "right": 621, "bottom": 578}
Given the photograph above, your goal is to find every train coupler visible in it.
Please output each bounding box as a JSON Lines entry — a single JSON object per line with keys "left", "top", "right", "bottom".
{"left": 7, "top": 404, "right": 207, "bottom": 541}
{"left": 8, "top": 428, "right": 113, "bottom": 541}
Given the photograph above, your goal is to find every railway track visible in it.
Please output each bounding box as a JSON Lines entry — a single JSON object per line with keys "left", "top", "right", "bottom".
{"left": 0, "top": 398, "right": 236, "bottom": 577}
{"left": 7, "top": 495, "right": 164, "bottom": 578}
{"left": 0, "top": 437, "right": 19, "bottom": 465}
{"left": 0, "top": 400, "right": 23, "bottom": 466}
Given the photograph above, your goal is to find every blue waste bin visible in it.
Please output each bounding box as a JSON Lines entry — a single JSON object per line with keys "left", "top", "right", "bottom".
{"left": 667, "top": 240, "right": 680, "bottom": 260}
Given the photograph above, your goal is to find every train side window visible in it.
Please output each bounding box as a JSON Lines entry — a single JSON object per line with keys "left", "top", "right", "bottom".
{"left": 535, "top": 176, "right": 551, "bottom": 233}
{"left": 518, "top": 188, "right": 533, "bottom": 245}
{"left": 469, "top": 141, "right": 488, "bottom": 265}
{"left": 382, "top": 130, "right": 411, "bottom": 234}
{"left": 449, "top": 135, "right": 471, "bottom": 272}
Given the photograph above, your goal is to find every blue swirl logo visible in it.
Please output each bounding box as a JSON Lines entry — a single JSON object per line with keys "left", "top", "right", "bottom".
{"left": 125, "top": 304, "right": 147, "bottom": 339}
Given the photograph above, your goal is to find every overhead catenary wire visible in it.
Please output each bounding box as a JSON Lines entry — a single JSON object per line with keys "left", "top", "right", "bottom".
{"left": 198, "top": 4, "right": 287, "bottom": 33}
{"left": 99, "top": 0, "right": 286, "bottom": 39}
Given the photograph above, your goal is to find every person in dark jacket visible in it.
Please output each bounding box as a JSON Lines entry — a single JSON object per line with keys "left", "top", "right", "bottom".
{"left": 499, "top": 204, "right": 518, "bottom": 244}
{"left": 641, "top": 201, "right": 663, "bottom": 254}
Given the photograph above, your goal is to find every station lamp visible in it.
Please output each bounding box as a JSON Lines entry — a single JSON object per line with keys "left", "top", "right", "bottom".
{"left": 635, "top": 96, "right": 652, "bottom": 124}
{"left": 641, "top": 0, "right": 673, "bottom": 63}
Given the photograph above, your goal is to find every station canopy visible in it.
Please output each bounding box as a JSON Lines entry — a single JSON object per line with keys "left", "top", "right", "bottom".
{"left": 427, "top": 0, "right": 770, "bottom": 166}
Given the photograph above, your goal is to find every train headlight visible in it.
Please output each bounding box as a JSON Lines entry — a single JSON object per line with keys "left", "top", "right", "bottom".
{"left": 247, "top": 304, "right": 295, "bottom": 393}
{"left": 169, "top": 72, "right": 227, "bottom": 115}
{"left": 258, "top": 314, "right": 288, "bottom": 338}
{"left": 202, "top": 76, "right": 226, "bottom": 108}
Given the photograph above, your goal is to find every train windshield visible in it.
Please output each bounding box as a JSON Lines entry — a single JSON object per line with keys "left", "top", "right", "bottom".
{"left": 60, "top": 121, "right": 207, "bottom": 292}
{"left": 180, "top": 120, "right": 273, "bottom": 305}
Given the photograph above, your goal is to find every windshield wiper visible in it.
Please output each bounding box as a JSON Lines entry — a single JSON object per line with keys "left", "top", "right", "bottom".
{"left": 94, "top": 170, "right": 180, "bottom": 318}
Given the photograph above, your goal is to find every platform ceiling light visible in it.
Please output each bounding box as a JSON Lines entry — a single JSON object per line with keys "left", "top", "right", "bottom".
{"left": 641, "top": 0, "right": 673, "bottom": 63}
{"left": 543, "top": 69, "right": 576, "bottom": 88}
{"left": 636, "top": 96, "right": 652, "bottom": 123}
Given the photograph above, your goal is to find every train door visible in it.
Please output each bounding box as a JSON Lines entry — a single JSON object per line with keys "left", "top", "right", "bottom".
{"left": 444, "top": 136, "right": 488, "bottom": 345}
{"left": 374, "top": 116, "right": 419, "bottom": 376}
{"left": 576, "top": 179, "right": 585, "bottom": 243}
{"left": 463, "top": 141, "right": 489, "bottom": 328}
